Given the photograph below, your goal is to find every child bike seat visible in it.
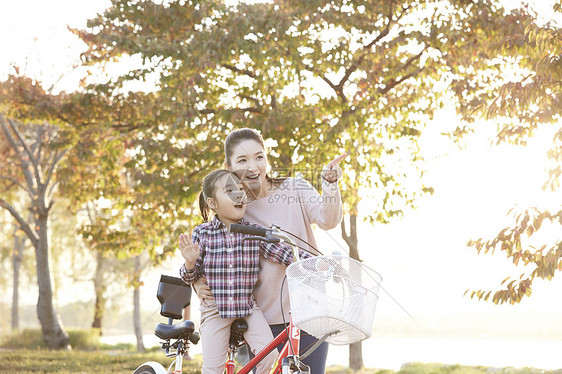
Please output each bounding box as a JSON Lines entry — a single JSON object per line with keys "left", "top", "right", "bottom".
{"left": 157, "top": 275, "right": 191, "bottom": 320}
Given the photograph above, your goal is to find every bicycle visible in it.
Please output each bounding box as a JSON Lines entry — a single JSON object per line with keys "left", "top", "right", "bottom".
{"left": 133, "top": 224, "right": 382, "bottom": 374}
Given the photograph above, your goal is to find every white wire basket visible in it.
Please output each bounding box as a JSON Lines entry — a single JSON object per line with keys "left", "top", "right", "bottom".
{"left": 286, "top": 255, "right": 382, "bottom": 345}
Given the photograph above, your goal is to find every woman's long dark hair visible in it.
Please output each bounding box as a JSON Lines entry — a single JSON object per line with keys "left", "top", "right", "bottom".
{"left": 198, "top": 169, "right": 234, "bottom": 222}
{"left": 224, "top": 128, "right": 286, "bottom": 185}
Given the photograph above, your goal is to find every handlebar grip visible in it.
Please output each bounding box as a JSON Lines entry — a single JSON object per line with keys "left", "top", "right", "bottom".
{"left": 190, "top": 331, "right": 200, "bottom": 344}
{"left": 230, "top": 223, "right": 269, "bottom": 237}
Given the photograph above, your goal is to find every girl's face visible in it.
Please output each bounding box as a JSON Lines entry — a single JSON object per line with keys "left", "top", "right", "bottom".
{"left": 208, "top": 174, "right": 247, "bottom": 226}
{"left": 227, "top": 139, "right": 268, "bottom": 197}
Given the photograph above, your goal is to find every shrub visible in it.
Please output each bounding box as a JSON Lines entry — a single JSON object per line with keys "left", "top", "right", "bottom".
{"left": 0, "top": 329, "right": 45, "bottom": 349}
{"left": 1, "top": 328, "right": 101, "bottom": 350}
{"left": 68, "top": 329, "right": 101, "bottom": 351}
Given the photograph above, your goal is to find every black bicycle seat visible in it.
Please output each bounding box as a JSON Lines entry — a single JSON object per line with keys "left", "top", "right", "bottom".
{"left": 229, "top": 318, "right": 248, "bottom": 346}
{"left": 155, "top": 320, "right": 195, "bottom": 340}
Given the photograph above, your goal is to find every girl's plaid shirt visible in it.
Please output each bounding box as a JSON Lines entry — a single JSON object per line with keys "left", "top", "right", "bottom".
{"left": 180, "top": 216, "right": 308, "bottom": 318}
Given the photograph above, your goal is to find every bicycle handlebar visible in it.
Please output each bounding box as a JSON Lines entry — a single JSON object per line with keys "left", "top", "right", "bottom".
{"left": 229, "top": 223, "right": 300, "bottom": 262}
{"left": 230, "top": 223, "right": 270, "bottom": 237}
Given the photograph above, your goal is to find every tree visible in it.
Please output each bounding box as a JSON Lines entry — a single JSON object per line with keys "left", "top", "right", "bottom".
{"left": 0, "top": 109, "right": 25, "bottom": 332}
{"left": 133, "top": 254, "right": 146, "bottom": 352}
{"left": 78, "top": 199, "right": 157, "bottom": 351}
{"left": 0, "top": 115, "right": 70, "bottom": 349}
{"left": 0, "top": 73, "right": 101, "bottom": 348}
{"left": 92, "top": 247, "right": 110, "bottom": 331}
{"left": 0, "top": 68, "right": 190, "bottom": 346}
{"left": 461, "top": 2, "right": 562, "bottom": 305}
{"left": 0, "top": 195, "right": 29, "bottom": 332}
{"left": 76, "top": 202, "right": 114, "bottom": 332}
{"left": 74, "top": 0, "right": 548, "bottom": 368}
{"left": 11, "top": 219, "right": 26, "bottom": 331}
{"left": 0, "top": 208, "right": 28, "bottom": 332}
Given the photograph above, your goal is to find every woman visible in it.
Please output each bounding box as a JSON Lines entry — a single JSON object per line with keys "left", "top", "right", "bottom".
{"left": 183, "top": 128, "right": 345, "bottom": 374}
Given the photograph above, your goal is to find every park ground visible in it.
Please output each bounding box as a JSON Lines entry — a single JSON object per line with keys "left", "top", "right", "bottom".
{"left": 0, "top": 349, "right": 560, "bottom": 374}
{"left": 0, "top": 329, "right": 560, "bottom": 374}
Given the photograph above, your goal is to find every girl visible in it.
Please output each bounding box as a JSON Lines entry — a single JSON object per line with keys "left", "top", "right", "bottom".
{"left": 179, "top": 169, "right": 307, "bottom": 374}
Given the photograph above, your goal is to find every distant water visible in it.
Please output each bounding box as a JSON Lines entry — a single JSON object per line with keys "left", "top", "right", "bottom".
{"left": 326, "top": 337, "right": 562, "bottom": 370}
{"left": 101, "top": 334, "right": 562, "bottom": 371}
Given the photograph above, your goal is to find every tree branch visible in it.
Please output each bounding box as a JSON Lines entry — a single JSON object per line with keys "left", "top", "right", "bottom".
{"left": 7, "top": 119, "right": 43, "bottom": 186}
{"left": 318, "top": 74, "right": 335, "bottom": 91}
{"left": 221, "top": 63, "right": 257, "bottom": 78}
{"left": 35, "top": 124, "right": 58, "bottom": 187}
{"left": 364, "top": 22, "right": 391, "bottom": 51}
{"left": 0, "top": 116, "right": 36, "bottom": 193}
{"left": 0, "top": 198, "right": 39, "bottom": 245}
{"left": 239, "top": 94, "right": 262, "bottom": 110}
{"left": 322, "top": 1, "right": 414, "bottom": 104}
{"left": 398, "top": 47, "right": 427, "bottom": 74}
{"left": 363, "top": 0, "right": 413, "bottom": 52}
{"left": 111, "top": 123, "right": 146, "bottom": 132}
{"left": 318, "top": 74, "right": 348, "bottom": 103}
{"left": 86, "top": 201, "right": 98, "bottom": 225}
{"left": 198, "top": 106, "right": 262, "bottom": 115}
{"left": 47, "top": 180, "right": 60, "bottom": 205}
{"left": 377, "top": 47, "right": 426, "bottom": 96}
{"left": 379, "top": 68, "right": 423, "bottom": 95}
{"left": 0, "top": 176, "right": 33, "bottom": 195}
{"left": 44, "top": 149, "right": 67, "bottom": 192}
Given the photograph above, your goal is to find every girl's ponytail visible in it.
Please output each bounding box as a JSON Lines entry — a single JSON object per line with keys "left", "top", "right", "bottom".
{"left": 198, "top": 191, "right": 210, "bottom": 222}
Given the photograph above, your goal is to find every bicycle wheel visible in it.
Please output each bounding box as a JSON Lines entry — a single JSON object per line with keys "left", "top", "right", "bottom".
{"left": 132, "top": 366, "right": 156, "bottom": 374}
{"left": 132, "top": 362, "right": 166, "bottom": 374}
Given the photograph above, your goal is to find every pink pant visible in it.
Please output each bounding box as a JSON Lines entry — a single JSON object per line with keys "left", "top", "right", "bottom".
{"left": 199, "top": 301, "right": 277, "bottom": 374}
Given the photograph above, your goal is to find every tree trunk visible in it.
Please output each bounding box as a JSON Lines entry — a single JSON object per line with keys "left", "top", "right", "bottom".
{"left": 35, "top": 213, "right": 70, "bottom": 350}
{"left": 12, "top": 224, "right": 24, "bottom": 331}
{"left": 92, "top": 251, "right": 107, "bottom": 332}
{"left": 134, "top": 255, "right": 145, "bottom": 352}
{"left": 349, "top": 341, "right": 363, "bottom": 371}
{"left": 341, "top": 212, "right": 364, "bottom": 371}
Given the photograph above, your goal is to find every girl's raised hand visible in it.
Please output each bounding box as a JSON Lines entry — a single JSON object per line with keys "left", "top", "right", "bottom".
{"left": 179, "top": 232, "right": 200, "bottom": 269}
{"left": 321, "top": 152, "right": 347, "bottom": 183}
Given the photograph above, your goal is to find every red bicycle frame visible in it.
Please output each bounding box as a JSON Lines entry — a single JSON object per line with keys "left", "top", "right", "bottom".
{"left": 225, "top": 315, "right": 301, "bottom": 374}
{"left": 224, "top": 226, "right": 307, "bottom": 374}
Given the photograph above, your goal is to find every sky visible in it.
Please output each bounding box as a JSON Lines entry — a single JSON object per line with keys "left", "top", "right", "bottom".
{"left": 0, "top": 0, "right": 110, "bottom": 91}
{"left": 1, "top": 0, "right": 561, "bottom": 369}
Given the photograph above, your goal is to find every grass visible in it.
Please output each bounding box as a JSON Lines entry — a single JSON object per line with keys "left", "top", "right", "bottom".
{"left": 0, "top": 349, "right": 202, "bottom": 374}
{"left": 323, "top": 364, "right": 562, "bottom": 374}
{"left": 396, "top": 363, "right": 561, "bottom": 374}
{"left": 0, "top": 350, "right": 560, "bottom": 374}
{"left": 1, "top": 330, "right": 560, "bottom": 374}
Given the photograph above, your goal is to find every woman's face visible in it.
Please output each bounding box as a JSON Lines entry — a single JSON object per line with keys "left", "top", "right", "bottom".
{"left": 227, "top": 139, "right": 268, "bottom": 196}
